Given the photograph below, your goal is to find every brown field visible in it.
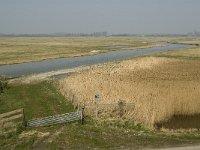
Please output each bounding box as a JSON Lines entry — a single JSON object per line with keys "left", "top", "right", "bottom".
{"left": 154, "top": 37, "right": 200, "bottom": 60}
{"left": 0, "top": 36, "right": 192, "bottom": 65}
{"left": 155, "top": 46, "right": 200, "bottom": 60}
{"left": 0, "top": 37, "right": 153, "bottom": 65}
{"left": 59, "top": 57, "right": 200, "bottom": 128}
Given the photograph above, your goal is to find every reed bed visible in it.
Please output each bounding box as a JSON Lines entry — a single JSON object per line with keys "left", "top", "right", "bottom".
{"left": 59, "top": 57, "right": 200, "bottom": 128}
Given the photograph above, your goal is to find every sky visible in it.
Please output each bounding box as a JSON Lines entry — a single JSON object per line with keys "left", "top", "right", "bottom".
{"left": 0, "top": 0, "right": 200, "bottom": 34}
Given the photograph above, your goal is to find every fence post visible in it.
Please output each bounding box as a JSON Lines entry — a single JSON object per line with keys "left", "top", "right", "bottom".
{"left": 118, "top": 100, "right": 125, "bottom": 117}
{"left": 95, "top": 102, "right": 98, "bottom": 118}
{"left": 81, "top": 105, "right": 85, "bottom": 124}
{"left": 22, "top": 108, "right": 27, "bottom": 127}
{"left": 72, "top": 94, "right": 75, "bottom": 103}
{"left": 78, "top": 103, "right": 80, "bottom": 111}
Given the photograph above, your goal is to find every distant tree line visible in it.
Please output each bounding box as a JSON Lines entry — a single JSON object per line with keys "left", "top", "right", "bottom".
{"left": 1, "top": 32, "right": 200, "bottom": 37}
{"left": 0, "top": 32, "right": 108, "bottom": 37}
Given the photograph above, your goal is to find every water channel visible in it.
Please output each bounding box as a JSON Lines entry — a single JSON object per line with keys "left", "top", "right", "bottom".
{"left": 0, "top": 43, "right": 190, "bottom": 78}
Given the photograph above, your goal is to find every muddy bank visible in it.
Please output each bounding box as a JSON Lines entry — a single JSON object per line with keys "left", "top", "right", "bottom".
{"left": 156, "top": 114, "right": 200, "bottom": 130}
{"left": 9, "top": 66, "right": 90, "bottom": 84}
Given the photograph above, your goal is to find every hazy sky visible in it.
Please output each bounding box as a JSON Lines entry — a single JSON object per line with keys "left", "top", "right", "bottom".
{"left": 0, "top": 0, "right": 200, "bottom": 34}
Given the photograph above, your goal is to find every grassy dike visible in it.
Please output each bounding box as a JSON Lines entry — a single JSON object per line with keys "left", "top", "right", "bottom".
{"left": 1, "top": 81, "right": 200, "bottom": 149}
{"left": 0, "top": 81, "right": 74, "bottom": 119}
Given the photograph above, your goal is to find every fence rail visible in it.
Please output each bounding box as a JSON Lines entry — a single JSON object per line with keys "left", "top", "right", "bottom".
{"left": 84, "top": 102, "right": 135, "bottom": 108}
{"left": 0, "top": 108, "right": 25, "bottom": 129}
{"left": 82, "top": 101, "right": 135, "bottom": 118}
{"left": 1, "top": 100, "right": 133, "bottom": 129}
{"left": 27, "top": 111, "right": 83, "bottom": 127}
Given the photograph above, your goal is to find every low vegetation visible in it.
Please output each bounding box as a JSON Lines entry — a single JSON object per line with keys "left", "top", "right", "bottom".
{"left": 0, "top": 81, "right": 74, "bottom": 120}
{"left": 154, "top": 38, "right": 200, "bottom": 59}
{"left": 0, "top": 75, "right": 8, "bottom": 94}
{"left": 0, "top": 37, "right": 153, "bottom": 65}
{"left": 154, "top": 46, "right": 200, "bottom": 60}
{"left": 1, "top": 81, "right": 200, "bottom": 149}
{"left": 59, "top": 56, "right": 200, "bottom": 129}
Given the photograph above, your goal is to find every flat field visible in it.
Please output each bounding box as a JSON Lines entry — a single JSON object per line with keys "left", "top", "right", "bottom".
{"left": 0, "top": 37, "right": 153, "bottom": 65}
{"left": 154, "top": 38, "right": 200, "bottom": 59}
{"left": 155, "top": 46, "right": 200, "bottom": 60}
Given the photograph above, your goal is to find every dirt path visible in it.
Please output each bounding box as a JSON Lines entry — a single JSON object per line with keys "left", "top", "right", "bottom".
{"left": 8, "top": 66, "right": 90, "bottom": 84}
{"left": 156, "top": 145, "right": 200, "bottom": 150}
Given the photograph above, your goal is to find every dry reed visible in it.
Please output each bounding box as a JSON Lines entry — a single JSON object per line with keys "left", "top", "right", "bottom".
{"left": 58, "top": 57, "right": 200, "bottom": 128}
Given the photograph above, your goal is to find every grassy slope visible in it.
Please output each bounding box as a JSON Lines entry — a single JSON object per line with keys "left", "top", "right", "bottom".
{"left": 21, "top": 120, "right": 200, "bottom": 150}
{"left": 0, "top": 81, "right": 74, "bottom": 120}
{"left": 1, "top": 81, "right": 200, "bottom": 149}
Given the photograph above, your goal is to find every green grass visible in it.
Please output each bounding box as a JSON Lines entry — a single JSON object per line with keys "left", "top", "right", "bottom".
{"left": 4, "top": 119, "right": 200, "bottom": 150}
{"left": 1, "top": 81, "right": 200, "bottom": 149}
{"left": 0, "top": 81, "right": 74, "bottom": 119}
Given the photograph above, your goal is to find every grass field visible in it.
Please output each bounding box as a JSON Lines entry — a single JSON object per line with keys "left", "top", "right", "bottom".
{"left": 1, "top": 81, "right": 200, "bottom": 149}
{"left": 0, "top": 81, "right": 74, "bottom": 120}
{"left": 0, "top": 36, "right": 193, "bottom": 65}
{"left": 153, "top": 38, "right": 200, "bottom": 59}
{"left": 0, "top": 37, "right": 153, "bottom": 65}
{"left": 154, "top": 46, "right": 200, "bottom": 60}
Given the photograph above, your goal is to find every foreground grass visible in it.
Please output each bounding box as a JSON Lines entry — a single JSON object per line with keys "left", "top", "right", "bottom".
{"left": 0, "top": 37, "right": 152, "bottom": 65}
{"left": 0, "top": 81, "right": 74, "bottom": 120}
{"left": 2, "top": 118, "right": 200, "bottom": 150}
{"left": 1, "top": 81, "right": 200, "bottom": 149}
{"left": 9, "top": 119, "right": 200, "bottom": 150}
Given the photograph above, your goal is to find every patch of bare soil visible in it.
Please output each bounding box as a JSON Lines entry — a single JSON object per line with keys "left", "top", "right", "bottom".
{"left": 59, "top": 57, "right": 200, "bottom": 128}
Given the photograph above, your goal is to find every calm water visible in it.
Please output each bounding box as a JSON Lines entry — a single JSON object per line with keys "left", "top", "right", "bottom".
{"left": 0, "top": 43, "right": 190, "bottom": 78}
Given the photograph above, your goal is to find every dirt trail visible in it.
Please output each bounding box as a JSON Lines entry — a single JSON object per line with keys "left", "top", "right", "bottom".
{"left": 155, "top": 145, "right": 200, "bottom": 150}
{"left": 8, "top": 66, "right": 90, "bottom": 84}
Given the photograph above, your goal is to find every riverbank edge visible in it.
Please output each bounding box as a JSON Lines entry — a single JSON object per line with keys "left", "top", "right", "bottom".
{"left": 0, "top": 44, "right": 156, "bottom": 66}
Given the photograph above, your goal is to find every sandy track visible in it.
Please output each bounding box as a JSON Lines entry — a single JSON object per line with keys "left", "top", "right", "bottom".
{"left": 155, "top": 145, "right": 200, "bottom": 150}
{"left": 8, "top": 66, "right": 90, "bottom": 84}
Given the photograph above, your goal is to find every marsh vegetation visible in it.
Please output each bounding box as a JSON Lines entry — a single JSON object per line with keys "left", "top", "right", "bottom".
{"left": 59, "top": 52, "right": 200, "bottom": 129}
{"left": 1, "top": 81, "right": 200, "bottom": 149}
{"left": 0, "top": 37, "right": 153, "bottom": 65}
{"left": 1, "top": 37, "right": 200, "bottom": 149}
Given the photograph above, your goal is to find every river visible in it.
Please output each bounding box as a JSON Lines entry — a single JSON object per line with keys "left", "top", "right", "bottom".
{"left": 0, "top": 43, "right": 191, "bottom": 78}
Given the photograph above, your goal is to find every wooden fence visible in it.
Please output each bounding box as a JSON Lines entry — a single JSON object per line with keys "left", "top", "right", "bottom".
{"left": 81, "top": 101, "right": 135, "bottom": 118}
{"left": 0, "top": 108, "right": 25, "bottom": 130}
{"left": 84, "top": 102, "right": 135, "bottom": 108}
{"left": 0, "top": 100, "right": 134, "bottom": 129}
{"left": 27, "top": 111, "right": 83, "bottom": 127}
